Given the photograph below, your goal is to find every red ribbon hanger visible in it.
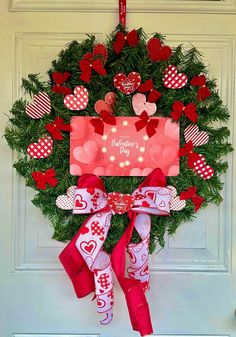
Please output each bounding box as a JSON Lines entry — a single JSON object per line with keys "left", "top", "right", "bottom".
{"left": 119, "top": 0, "right": 126, "bottom": 27}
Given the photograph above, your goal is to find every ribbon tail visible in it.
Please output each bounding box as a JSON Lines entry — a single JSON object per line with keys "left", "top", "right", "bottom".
{"left": 59, "top": 227, "right": 95, "bottom": 298}
{"left": 111, "top": 212, "right": 153, "bottom": 336}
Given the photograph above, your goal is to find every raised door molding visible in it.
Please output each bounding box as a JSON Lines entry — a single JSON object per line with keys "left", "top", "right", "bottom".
{"left": 9, "top": 0, "right": 236, "bottom": 14}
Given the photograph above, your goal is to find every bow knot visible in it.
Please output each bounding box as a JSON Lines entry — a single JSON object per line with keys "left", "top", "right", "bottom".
{"left": 179, "top": 141, "right": 202, "bottom": 168}
{"left": 135, "top": 111, "right": 159, "bottom": 138}
{"left": 90, "top": 110, "right": 116, "bottom": 135}
{"left": 190, "top": 74, "right": 212, "bottom": 101}
{"left": 171, "top": 101, "right": 198, "bottom": 123}
{"left": 113, "top": 29, "right": 139, "bottom": 54}
{"left": 180, "top": 186, "right": 205, "bottom": 212}
{"left": 32, "top": 168, "right": 58, "bottom": 190}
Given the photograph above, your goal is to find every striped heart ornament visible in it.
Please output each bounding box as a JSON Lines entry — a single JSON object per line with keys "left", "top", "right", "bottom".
{"left": 184, "top": 124, "right": 209, "bottom": 146}
{"left": 26, "top": 92, "right": 51, "bottom": 119}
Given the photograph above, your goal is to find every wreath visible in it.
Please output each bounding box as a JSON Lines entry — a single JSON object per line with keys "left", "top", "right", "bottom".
{"left": 4, "top": 21, "right": 233, "bottom": 336}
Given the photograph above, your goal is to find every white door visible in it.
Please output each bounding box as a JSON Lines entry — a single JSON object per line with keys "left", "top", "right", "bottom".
{"left": 1, "top": 1, "right": 236, "bottom": 337}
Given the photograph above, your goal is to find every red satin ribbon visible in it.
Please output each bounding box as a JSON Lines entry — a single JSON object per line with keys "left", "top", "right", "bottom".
{"left": 31, "top": 168, "right": 58, "bottom": 190}
{"left": 171, "top": 101, "right": 198, "bottom": 123}
{"left": 119, "top": 0, "right": 126, "bottom": 27}
{"left": 79, "top": 46, "right": 107, "bottom": 83}
{"left": 59, "top": 168, "right": 168, "bottom": 336}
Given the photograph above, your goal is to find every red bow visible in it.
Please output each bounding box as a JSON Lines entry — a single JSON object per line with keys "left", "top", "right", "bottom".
{"left": 171, "top": 101, "right": 198, "bottom": 123}
{"left": 190, "top": 74, "right": 212, "bottom": 101}
{"left": 79, "top": 44, "right": 107, "bottom": 83}
{"left": 90, "top": 110, "right": 116, "bottom": 135}
{"left": 138, "top": 79, "right": 161, "bottom": 103}
{"left": 113, "top": 29, "right": 139, "bottom": 54}
{"left": 32, "top": 168, "right": 58, "bottom": 190}
{"left": 179, "top": 141, "right": 201, "bottom": 168}
{"left": 45, "top": 117, "right": 71, "bottom": 140}
{"left": 146, "top": 37, "right": 172, "bottom": 62}
{"left": 180, "top": 186, "right": 205, "bottom": 212}
{"left": 51, "top": 72, "right": 72, "bottom": 95}
{"left": 135, "top": 111, "right": 159, "bottom": 138}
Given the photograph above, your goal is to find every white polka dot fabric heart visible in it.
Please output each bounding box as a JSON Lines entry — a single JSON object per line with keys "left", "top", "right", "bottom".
{"left": 168, "top": 185, "right": 186, "bottom": 211}
{"left": 163, "top": 65, "right": 188, "bottom": 89}
{"left": 64, "top": 86, "right": 89, "bottom": 110}
{"left": 56, "top": 186, "right": 77, "bottom": 210}
{"left": 27, "top": 136, "right": 53, "bottom": 159}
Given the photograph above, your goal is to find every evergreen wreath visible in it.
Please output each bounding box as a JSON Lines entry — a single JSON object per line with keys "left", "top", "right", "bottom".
{"left": 5, "top": 25, "right": 233, "bottom": 254}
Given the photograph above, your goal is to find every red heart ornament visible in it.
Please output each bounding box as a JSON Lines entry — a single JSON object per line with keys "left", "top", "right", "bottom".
{"left": 26, "top": 92, "right": 51, "bottom": 119}
{"left": 80, "top": 240, "right": 97, "bottom": 255}
{"left": 27, "top": 136, "right": 53, "bottom": 159}
{"left": 163, "top": 65, "right": 188, "bottom": 89}
{"left": 64, "top": 86, "right": 89, "bottom": 110}
{"left": 113, "top": 72, "right": 141, "bottom": 95}
{"left": 107, "top": 192, "right": 135, "bottom": 214}
{"left": 193, "top": 154, "right": 214, "bottom": 180}
{"left": 184, "top": 124, "right": 209, "bottom": 146}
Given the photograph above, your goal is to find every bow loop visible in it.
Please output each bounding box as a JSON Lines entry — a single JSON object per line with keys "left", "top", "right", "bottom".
{"left": 171, "top": 101, "right": 198, "bottom": 123}
{"left": 179, "top": 141, "right": 201, "bottom": 168}
{"left": 180, "top": 186, "right": 205, "bottom": 212}
{"left": 32, "top": 168, "right": 58, "bottom": 190}
{"left": 135, "top": 111, "right": 159, "bottom": 138}
{"left": 113, "top": 29, "right": 139, "bottom": 54}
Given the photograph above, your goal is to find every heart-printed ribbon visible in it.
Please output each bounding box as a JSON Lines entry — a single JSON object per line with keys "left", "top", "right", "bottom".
{"left": 59, "top": 168, "right": 171, "bottom": 336}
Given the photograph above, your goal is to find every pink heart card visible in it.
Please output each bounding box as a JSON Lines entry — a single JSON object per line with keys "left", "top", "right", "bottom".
{"left": 70, "top": 116, "right": 179, "bottom": 176}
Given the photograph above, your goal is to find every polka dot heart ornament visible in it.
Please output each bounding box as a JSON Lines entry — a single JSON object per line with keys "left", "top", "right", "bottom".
{"left": 193, "top": 154, "right": 214, "bottom": 180}
{"left": 27, "top": 136, "right": 53, "bottom": 159}
{"left": 64, "top": 86, "right": 89, "bottom": 110}
{"left": 163, "top": 65, "right": 188, "bottom": 89}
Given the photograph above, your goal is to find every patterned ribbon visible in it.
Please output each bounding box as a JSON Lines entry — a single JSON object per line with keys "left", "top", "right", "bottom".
{"left": 59, "top": 168, "right": 171, "bottom": 336}
{"left": 119, "top": 0, "right": 126, "bottom": 27}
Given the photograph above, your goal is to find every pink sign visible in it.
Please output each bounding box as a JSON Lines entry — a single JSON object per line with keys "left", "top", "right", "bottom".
{"left": 70, "top": 116, "right": 179, "bottom": 176}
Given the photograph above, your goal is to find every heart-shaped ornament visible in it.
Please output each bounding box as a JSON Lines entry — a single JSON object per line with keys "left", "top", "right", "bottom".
{"left": 168, "top": 185, "right": 186, "bottom": 211}
{"left": 79, "top": 240, "right": 97, "bottom": 255}
{"left": 184, "top": 124, "right": 209, "bottom": 146}
{"left": 73, "top": 140, "right": 98, "bottom": 164}
{"left": 56, "top": 186, "right": 77, "bottom": 210}
{"left": 193, "top": 154, "right": 214, "bottom": 180}
{"left": 132, "top": 93, "right": 157, "bottom": 116}
{"left": 74, "top": 193, "right": 88, "bottom": 210}
{"left": 26, "top": 92, "right": 51, "bottom": 119}
{"left": 27, "top": 136, "right": 53, "bottom": 159}
{"left": 163, "top": 65, "right": 188, "bottom": 89}
{"left": 114, "top": 72, "right": 141, "bottom": 95}
{"left": 94, "top": 92, "right": 116, "bottom": 114}
{"left": 64, "top": 86, "right": 89, "bottom": 110}
{"left": 107, "top": 192, "right": 135, "bottom": 214}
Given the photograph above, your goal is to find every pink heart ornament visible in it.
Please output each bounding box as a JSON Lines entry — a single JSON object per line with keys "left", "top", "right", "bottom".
{"left": 73, "top": 140, "right": 98, "bottom": 164}
{"left": 132, "top": 93, "right": 157, "bottom": 116}
{"left": 56, "top": 186, "right": 77, "bottom": 210}
{"left": 26, "top": 92, "right": 51, "bottom": 119}
{"left": 184, "top": 124, "right": 209, "bottom": 146}
{"left": 94, "top": 92, "right": 116, "bottom": 114}
{"left": 64, "top": 86, "right": 89, "bottom": 110}
{"left": 163, "top": 65, "right": 188, "bottom": 89}
{"left": 168, "top": 185, "right": 186, "bottom": 211}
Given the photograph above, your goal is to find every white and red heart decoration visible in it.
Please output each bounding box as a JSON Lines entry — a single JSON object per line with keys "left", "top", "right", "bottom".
{"left": 94, "top": 92, "right": 116, "bottom": 114}
{"left": 27, "top": 136, "right": 53, "bottom": 159}
{"left": 80, "top": 240, "right": 97, "bottom": 255}
{"left": 113, "top": 72, "right": 141, "bottom": 95}
{"left": 184, "top": 124, "right": 209, "bottom": 146}
{"left": 56, "top": 186, "right": 77, "bottom": 210}
{"left": 132, "top": 93, "right": 156, "bottom": 116}
{"left": 64, "top": 86, "right": 89, "bottom": 110}
{"left": 193, "top": 154, "right": 214, "bottom": 180}
{"left": 168, "top": 185, "right": 186, "bottom": 211}
{"left": 26, "top": 92, "right": 51, "bottom": 119}
{"left": 107, "top": 192, "right": 135, "bottom": 214}
{"left": 163, "top": 65, "right": 188, "bottom": 89}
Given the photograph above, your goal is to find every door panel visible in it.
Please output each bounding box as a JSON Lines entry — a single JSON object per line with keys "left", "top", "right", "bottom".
{"left": 1, "top": 2, "right": 236, "bottom": 337}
